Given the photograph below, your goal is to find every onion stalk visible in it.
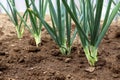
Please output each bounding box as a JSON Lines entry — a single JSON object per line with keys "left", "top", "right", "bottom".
{"left": 0, "top": 0, "right": 27, "bottom": 39}
{"left": 28, "top": 0, "right": 77, "bottom": 55}
{"left": 62, "top": 0, "right": 120, "bottom": 66}
{"left": 24, "top": 0, "right": 48, "bottom": 46}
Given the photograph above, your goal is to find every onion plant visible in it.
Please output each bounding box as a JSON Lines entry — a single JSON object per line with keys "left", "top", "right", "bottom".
{"left": 62, "top": 0, "right": 120, "bottom": 66}
{"left": 28, "top": 0, "right": 77, "bottom": 55}
{"left": 23, "top": 0, "right": 47, "bottom": 46}
{"left": 0, "top": 0, "right": 26, "bottom": 39}
{"left": 112, "top": 1, "right": 120, "bottom": 16}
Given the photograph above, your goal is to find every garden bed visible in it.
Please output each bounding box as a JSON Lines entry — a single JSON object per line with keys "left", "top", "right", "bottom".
{"left": 0, "top": 14, "right": 120, "bottom": 80}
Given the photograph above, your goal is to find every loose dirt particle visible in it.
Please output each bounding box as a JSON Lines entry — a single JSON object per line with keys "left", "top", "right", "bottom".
{"left": 115, "top": 31, "right": 120, "bottom": 38}
{"left": 95, "top": 59, "right": 106, "bottom": 67}
{"left": 50, "top": 49, "right": 60, "bottom": 56}
{"left": 25, "top": 46, "right": 40, "bottom": 52}
{"left": 0, "top": 63, "right": 8, "bottom": 71}
{"left": 0, "top": 51, "right": 6, "bottom": 56}
{"left": 29, "top": 38, "right": 36, "bottom": 46}
{"left": 116, "top": 54, "right": 120, "bottom": 62}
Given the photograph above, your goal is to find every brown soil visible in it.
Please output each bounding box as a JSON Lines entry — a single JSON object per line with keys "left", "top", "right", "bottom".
{"left": 0, "top": 14, "right": 120, "bottom": 80}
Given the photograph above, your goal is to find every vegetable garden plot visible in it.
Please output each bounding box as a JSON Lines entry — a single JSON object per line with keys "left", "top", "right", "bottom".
{"left": 0, "top": 0, "right": 120, "bottom": 80}
{"left": 0, "top": 14, "right": 120, "bottom": 80}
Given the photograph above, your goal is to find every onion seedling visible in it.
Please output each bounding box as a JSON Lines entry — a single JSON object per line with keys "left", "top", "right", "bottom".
{"left": 24, "top": 0, "right": 47, "bottom": 46}
{"left": 62, "top": 0, "right": 120, "bottom": 66}
{"left": 28, "top": 0, "right": 77, "bottom": 55}
{"left": 0, "top": 0, "right": 26, "bottom": 39}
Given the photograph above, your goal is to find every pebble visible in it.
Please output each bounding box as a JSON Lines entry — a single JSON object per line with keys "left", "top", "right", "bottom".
{"left": 43, "top": 71, "right": 47, "bottom": 75}
{"left": 66, "top": 74, "right": 74, "bottom": 80}
{"left": 65, "top": 58, "right": 71, "bottom": 63}
{"left": 112, "top": 74, "right": 119, "bottom": 78}
{"left": 10, "top": 44, "right": 15, "bottom": 47}
{"left": 85, "top": 67, "right": 95, "bottom": 73}
{"left": 18, "top": 57, "right": 25, "bottom": 63}
{"left": 0, "top": 71, "right": 3, "bottom": 74}
{"left": 66, "top": 74, "right": 71, "bottom": 79}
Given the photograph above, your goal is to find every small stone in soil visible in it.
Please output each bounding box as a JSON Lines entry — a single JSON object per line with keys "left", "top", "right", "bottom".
{"left": 43, "top": 71, "right": 48, "bottom": 75}
{"left": 10, "top": 44, "right": 15, "bottom": 47}
{"left": 91, "top": 79, "right": 97, "bottom": 80}
{"left": 13, "top": 47, "right": 21, "bottom": 52}
{"left": 112, "top": 74, "right": 120, "bottom": 78}
{"left": 66, "top": 74, "right": 72, "bottom": 79}
{"left": 85, "top": 67, "right": 95, "bottom": 73}
{"left": 0, "top": 71, "right": 3, "bottom": 74}
{"left": 65, "top": 58, "right": 71, "bottom": 63}
{"left": 18, "top": 57, "right": 25, "bottom": 63}
{"left": 7, "top": 78, "right": 15, "bottom": 80}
